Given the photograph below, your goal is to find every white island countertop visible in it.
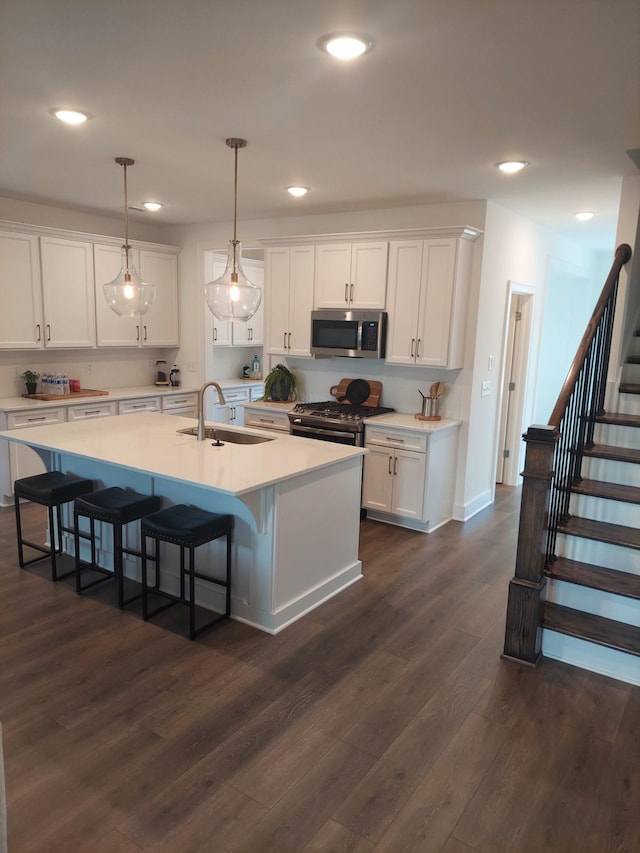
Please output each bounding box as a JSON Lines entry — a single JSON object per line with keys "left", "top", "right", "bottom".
{"left": 0, "top": 412, "right": 364, "bottom": 497}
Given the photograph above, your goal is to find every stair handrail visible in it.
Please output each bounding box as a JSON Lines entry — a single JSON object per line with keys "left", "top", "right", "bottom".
{"left": 503, "top": 242, "right": 632, "bottom": 666}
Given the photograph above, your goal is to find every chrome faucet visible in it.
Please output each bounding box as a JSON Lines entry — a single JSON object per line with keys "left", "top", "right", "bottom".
{"left": 197, "top": 381, "right": 226, "bottom": 440}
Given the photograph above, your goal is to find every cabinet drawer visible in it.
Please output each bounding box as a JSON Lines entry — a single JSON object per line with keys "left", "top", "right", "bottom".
{"left": 219, "top": 388, "right": 250, "bottom": 404}
{"left": 162, "top": 393, "right": 197, "bottom": 411}
{"left": 365, "top": 426, "right": 427, "bottom": 453}
{"left": 67, "top": 401, "right": 118, "bottom": 421}
{"left": 244, "top": 410, "right": 290, "bottom": 432}
{"left": 8, "top": 408, "right": 66, "bottom": 429}
{"left": 118, "top": 397, "right": 161, "bottom": 415}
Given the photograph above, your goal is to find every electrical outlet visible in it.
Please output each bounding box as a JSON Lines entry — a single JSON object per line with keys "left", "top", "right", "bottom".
{"left": 86, "top": 363, "right": 92, "bottom": 373}
{"left": 481, "top": 380, "right": 491, "bottom": 397}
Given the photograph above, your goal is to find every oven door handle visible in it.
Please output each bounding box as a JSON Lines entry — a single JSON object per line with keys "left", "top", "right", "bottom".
{"left": 291, "top": 423, "right": 358, "bottom": 442}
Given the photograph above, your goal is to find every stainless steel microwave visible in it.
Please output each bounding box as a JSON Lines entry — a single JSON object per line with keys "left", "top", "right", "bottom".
{"left": 310, "top": 309, "right": 387, "bottom": 358}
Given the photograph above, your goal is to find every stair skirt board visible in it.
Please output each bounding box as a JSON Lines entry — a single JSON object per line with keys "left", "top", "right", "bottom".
{"left": 545, "top": 578, "right": 640, "bottom": 628}
{"left": 569, "top": 493, "right": 640, "bottom": 526}
{"left": 542, "top": 629, "right": 640, "bottom": 687}
{"left": 556, "top": 533, "right": 640, "bottom": 574}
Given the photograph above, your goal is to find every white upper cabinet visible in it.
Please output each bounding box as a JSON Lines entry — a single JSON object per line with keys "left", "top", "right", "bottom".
{"left": 40, "top": 236, "right": 95, "bottom": 348}
{"left": 385, "top": 235, "right": 474, "bottom": 368}
{"left": 265, "top": 245, "right": 315, "bottom": 357}
{"left": 0, "top": 230, "right": 43, "bottom": 349}
{"left": 314, "top": 241, "right": 388, "bottom": 309}
{"left": 138, "top": 250, "right": 179, "bottom": 346}
{"left": 94, "top": 245, "right": 180, "bottom": 347}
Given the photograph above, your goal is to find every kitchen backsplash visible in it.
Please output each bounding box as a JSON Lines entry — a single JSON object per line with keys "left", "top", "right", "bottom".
{"left": 0, "top": 348, "right": 179, "bottom": 397}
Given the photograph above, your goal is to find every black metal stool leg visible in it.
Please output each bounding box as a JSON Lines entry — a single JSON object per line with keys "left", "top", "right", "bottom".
{"left": 14, "top": 494, "right": 25, "bottom": 568}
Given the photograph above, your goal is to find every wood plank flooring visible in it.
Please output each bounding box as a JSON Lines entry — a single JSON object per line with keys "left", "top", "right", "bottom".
{"left": 1, "top": 487, "right": 639, "bottom": 852}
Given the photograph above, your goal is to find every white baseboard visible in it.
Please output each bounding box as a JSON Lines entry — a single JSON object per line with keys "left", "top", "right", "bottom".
{"left": 453, "top": 489, "right": 493, "bottom": 522}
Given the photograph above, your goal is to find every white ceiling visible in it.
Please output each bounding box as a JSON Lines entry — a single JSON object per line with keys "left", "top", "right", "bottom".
{"left": 1, "top": 0, "right": 639, "bottom": 251}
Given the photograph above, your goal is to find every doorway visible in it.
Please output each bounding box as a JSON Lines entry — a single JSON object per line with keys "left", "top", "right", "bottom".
{"left": 496, "top": 284, "right": 534, "bottom": 485}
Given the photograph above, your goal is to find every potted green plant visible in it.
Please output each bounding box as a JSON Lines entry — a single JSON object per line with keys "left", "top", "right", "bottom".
{"left": 21, "top": 369, "right": 40, "bottom": 395}
{"left": 263, "top": 363, "right": 297, "bottom": 402}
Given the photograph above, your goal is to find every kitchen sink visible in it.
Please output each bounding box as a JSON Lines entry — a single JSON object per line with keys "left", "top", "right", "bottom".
{"left": 177, "top": 426, "right": 274, "bottom": 444}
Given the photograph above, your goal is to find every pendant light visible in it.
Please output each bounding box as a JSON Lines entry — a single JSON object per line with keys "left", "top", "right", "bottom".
{"left": 205, "top": 138, "right": 262, "bottom": 322}
{"left": 103, "top": 157, "right": 155, "bottom": 317}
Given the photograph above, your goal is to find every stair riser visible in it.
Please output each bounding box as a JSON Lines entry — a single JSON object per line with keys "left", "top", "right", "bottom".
{"left": 546, "top": 578, "right": 640, "bottom": 627}
{"left": 581, "top": 456, "right": 640, "bottom": 485}
{"left": 556, "top": 532, "right": 640, "bottom": 574}
{"left": 616, "top": 391, "right": 640, "bottom": 416}
{"left": 569, "top": 492, "right": 640, "bottom": 527}
{"left": 593, "top": 422, "right": 640, "bottom": 450}
{"left": 621, "top": 362, "right": 640, "bottom": 385}
{"left": 541, "top": 630, "right": 640, "bottom": 686}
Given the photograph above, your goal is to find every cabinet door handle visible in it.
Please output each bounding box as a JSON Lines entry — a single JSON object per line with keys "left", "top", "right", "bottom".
{"left": 288, "top": 331, "right": 292, "bottom": 350}
{"left": 213, "top": 327, "right": 217, "bottom": 342}
{"left": 283, "top": 331, "right": 287, "bottom": 349}
{"left": 143, "top": 325, "right": 148, "bottom": 341}
{"left": 393, "top": 457, "right": 398, "bottom": 475}
{"left": 136, "top": 325, "right": 140, "bottom": 341}
{"left": 35, "top": 324, "right": 41, "bottom": 342}
{"left": 344, "top": 283, "right": 349, "bottom": 303}
{"left": 416, "top": 338, "right": 421, "bottom": 358}
{"left": 410, "top": 338, "right": 415, "bottom": 358}
{"left": 388, "top": 455, "right": 393, "bottom": 475}
{"left": 46, "top": 324, "right": 51, "bottom": 341}
{"left": 350, "top": 283, "right": 354, "bottom": 303}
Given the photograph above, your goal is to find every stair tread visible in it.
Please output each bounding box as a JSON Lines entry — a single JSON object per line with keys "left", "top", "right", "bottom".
{"left": 546, "top": 556, "right": 640, "bottom": 600}
{"left": 571, "top": 478, "right": 640, "bottom": 504}
{"left": 558, "top": 515, "right": 640, "bottom": 550}
{"left": 544, "top": 602, "right": 640, "bottom": 656}
{"left": 619, "top": 383, "right": 640, "bottom": 395}
{"left": 595, "top": 412, "right": 640, "bottom": 428}
{"left": 583, "top": 443, "right": 640, "bottom": 464}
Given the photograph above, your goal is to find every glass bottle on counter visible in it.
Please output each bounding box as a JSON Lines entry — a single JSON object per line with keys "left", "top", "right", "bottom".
{"left": 251, "top": 354, "right": 261, "bottom": 379}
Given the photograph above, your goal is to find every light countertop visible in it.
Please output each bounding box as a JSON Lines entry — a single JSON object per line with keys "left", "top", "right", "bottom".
{"left": 0, "top": 412, "right": 364, "bottom": 496}
{"left": 0, "top": 378, "right": 264, "bottom": 413}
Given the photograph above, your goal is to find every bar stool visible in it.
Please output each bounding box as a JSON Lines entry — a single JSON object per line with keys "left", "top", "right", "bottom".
{"left": 74, "top": 487, "right": 162, "bottom": 608}
{"left": 14, "top": 471, "right": 94, "bottom": 581}
{"left": 140, "top": 504, "right": 233, "bottom": 639}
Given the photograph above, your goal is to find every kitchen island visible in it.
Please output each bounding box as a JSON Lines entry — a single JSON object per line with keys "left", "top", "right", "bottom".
{"left": 0, "top": 413, "right": 366, "bottom": 633}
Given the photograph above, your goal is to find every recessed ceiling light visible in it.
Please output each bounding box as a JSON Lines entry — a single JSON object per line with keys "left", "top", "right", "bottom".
{"left": 497, "top": 160, "right": 529, "bottom": 174}
{"left": 50, "top": 108, "right": 91, "bottom": 125}
{"left": 575, "top": 211, "right": 594, "bottom": 221}
{"left": 286, "top": 186, "right": 309, "bottom": 198}
{"left": 319, "top": 34, "right": 372, "bottom": 60}
{"left": 142, "top": 201, "right": 164, "bottom": 211}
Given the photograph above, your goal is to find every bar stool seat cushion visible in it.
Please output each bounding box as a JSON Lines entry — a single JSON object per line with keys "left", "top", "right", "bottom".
{"left": 142, "top": 504, "right": 232, "bottom": 547}
{"left": 75, "top": 487, "right": 161, "bottom": 524}
{"left": 15, "top": 471, "right": 93, "bottom": 505}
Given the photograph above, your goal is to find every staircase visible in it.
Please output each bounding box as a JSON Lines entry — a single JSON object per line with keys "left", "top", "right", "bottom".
{"left": 503, "top": 243, "right": 640, "bottom": 685}
{"left": 540, "top": 390, "right": 640, "bottom": 685}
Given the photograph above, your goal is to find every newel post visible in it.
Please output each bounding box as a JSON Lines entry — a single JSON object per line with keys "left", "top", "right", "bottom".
{"left": 503, "top": 424, "right": 559, "bottom": 666}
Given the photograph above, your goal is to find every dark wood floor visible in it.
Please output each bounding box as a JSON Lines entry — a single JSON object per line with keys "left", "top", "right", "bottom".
{"left": 1, "top": 487, "right": 639, "bottom": 852}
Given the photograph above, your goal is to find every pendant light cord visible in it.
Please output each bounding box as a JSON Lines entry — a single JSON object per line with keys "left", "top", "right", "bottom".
{"left": 115, "top": 156, "right": 135, "bottom": 275}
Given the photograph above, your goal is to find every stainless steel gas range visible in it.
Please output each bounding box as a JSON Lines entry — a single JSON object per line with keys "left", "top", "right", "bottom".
{"left": 288, "top": 379, "right": 394, "bottom": 446}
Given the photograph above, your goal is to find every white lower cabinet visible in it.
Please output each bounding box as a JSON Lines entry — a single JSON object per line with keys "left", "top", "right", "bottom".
{"left": 161, "top": 392, "right": 198, "bottom": 419}
{"left": 243, "top": 405, "right": 291, "bottom": 433}
{"left": 206, "top": 387, "right": 250, "bottom": 425}
{"left": 5, "top": 407, "right": 67, "bottom": 499}
{"left": 118, "top": 397, "right": 161, "bottom": 415}
{"left": 362, "top": 420, "right": 459, "bottom": 532}
{"left": 362, "top": 429, "right": 427, "bottom": 521}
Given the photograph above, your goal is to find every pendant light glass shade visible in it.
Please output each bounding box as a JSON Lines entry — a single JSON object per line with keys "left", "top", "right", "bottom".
{"left": 205, "top": 138, "right": 261, "bottom": 322}
{"left": 103, "top": 157, "right": 156, "bottom": 317}
{"left": 103, "top": 245, "right": 155, "bottom": 316}
{"left": 205, "top": 239, "right": 261, "bottom": 321}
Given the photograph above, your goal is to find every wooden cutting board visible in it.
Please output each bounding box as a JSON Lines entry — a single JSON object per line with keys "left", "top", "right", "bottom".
{"left": 329, "top": 379, "right": 382, "bottom": 407}
{"left": 22, "top": 389, "right": 109, "bottom": 401}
